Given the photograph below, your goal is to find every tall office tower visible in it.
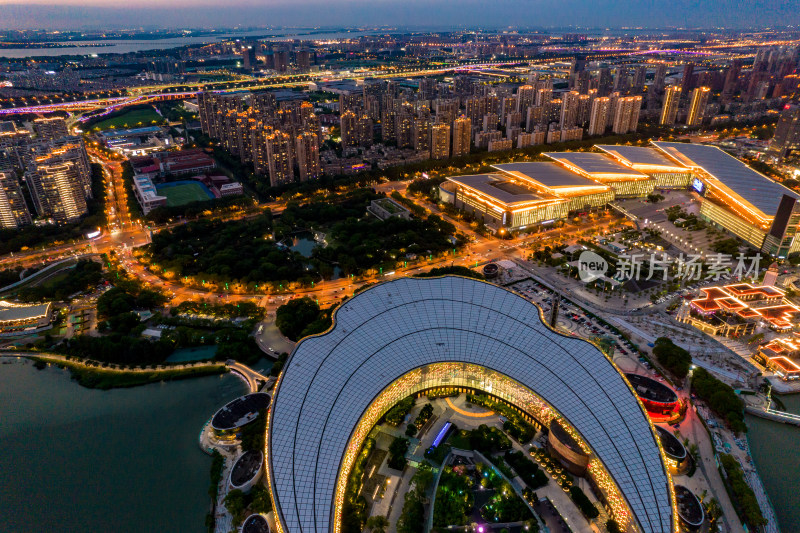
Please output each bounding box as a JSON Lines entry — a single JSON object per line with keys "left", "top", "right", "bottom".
{"left": 660, "top": 86, "right": 682, "bottom": 125}
{"left": 295, "top": 132, "right": 320, "bottom": 182}
{"left": 632, "top": 66, "right": 648, "bottom": 93}
{"left": 612, "top": 96, "right": 641, "bottom": 134}
{"left": 339, "top": 92, "right": 362, "bottom": 115}
{"left": 482, "top": 113, "right": 499, "bottom": 132}
{"left": 686, "top": 87, "right": 710, "bottom": 126}
{"left": 535, "top": 86, "right": 553, "bottom": 106}
{"left": 241, "top": 45, "right": 257, "bottom": 70}
{"left": 340, "top": 110, "right": 358, "bottom": 147}
{"left": 588, "top": 97, "right": 611, "bottom": 136}
{"left": 357, "top": 114, "right": 374, "bottom": 147}
{"left": 413, "top": 114, "right": 431, "bottom": 154}
{"left": 273, "top": 50, "right": 289, "bottom": 73}
{"left": 597, "top": 68, "right": 613, "bottom": 97}
{"left": 681, "top": 63, "right": 695, "bottom": 94}
{"left": 418, "top": 78, "right": 437, "bottom": 100}
{"left": 33, "top": 117, "right": 68, "bottom": 142}
{"left": 769, "top": 104, "right": 800, "bottom": 157}
{"left": 434, "top": 98, "right": 458, "bottom": 126}
{"left": 0, "top": 169, "right": 31, "bottom": 229}
{"left": 516, "top": 85, "right": 535, "bottom": 112}
{"left": 25, "top": 155, "right": 88, "bottom": 224}
{"left": 452, "top": 116, "right": 471, "bottom": 157}
{"left": 265, "top": 131, "right": 294, "bottom": 186}
{"left": 525, "top": 106, "right": 544, "bottom": 131}
{"left": 652, "top": 63, "right": 667, "bottom": 94}
{"left": 560, "top": 91, "right": 581, "bottom": 128}
{"left": 296, "top": 49, "right": 311, "bottom": 72}
{"left": 430, "top": 123, "right": 450, "bottom": 160}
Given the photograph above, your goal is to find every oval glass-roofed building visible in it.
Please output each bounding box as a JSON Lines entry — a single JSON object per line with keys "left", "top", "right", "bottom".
{"left": 266, "top": 276, "right": 675, "bottom": 533}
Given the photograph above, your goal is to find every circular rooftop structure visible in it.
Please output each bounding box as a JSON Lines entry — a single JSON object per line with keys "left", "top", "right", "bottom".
{"left": 675, "top": 485, "right": 705, "bottom": 529}
{"left": 230, "top": 449, "right": 264, "bottom": 491}
{"left": 624, "top": 373, "right": 679, "bottom": 407}
{"left": 212, "top": 392, "right": 270, "bottom": 432}
{"left": 267, "top": 276, "right": 672, "bottom": 533}
{"left": 482, "top": 263, "right": 499, "bottom": 279}
{"left": 242, "top": 513, "right": 271, "bottom": 533}
{"left": 655, "top": 426, "right": 687, "bottom": 462}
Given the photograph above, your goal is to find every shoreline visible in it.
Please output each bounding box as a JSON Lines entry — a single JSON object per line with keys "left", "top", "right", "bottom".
{"left": 1, "top": 352, "right": 227, "bottom": 390}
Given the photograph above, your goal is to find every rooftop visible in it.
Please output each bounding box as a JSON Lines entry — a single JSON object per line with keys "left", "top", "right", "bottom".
{"left": 651, "top": 141, "right": 799, "bottom": 216}
{"left": 492, "top": 162, "right": 603, "bottom": 189}
{"left": 230, "top": 450, "right": 263, "bottom": 487}
{"left": 625, "top": 373, "right": 679, "bottom": 405}
{"left": 242, "top": 514, "right": 271, "bottom": 533}
{"left": 0, "top": 301, "right": 52, "bottom": 324}
{"left": 543, "top": 151, "right": 649, "bottom": 179}
{"left": 211, "top": 392, "right": 270, "bottom": 431}
{"left": 595, "top": 145, "right": 689, "bottom": 171}
{"left": 447, "top": 174, "right": 548, "bottom": 206}
{"left": 655, "top": 426, "right": 687, "bottom": 460}
{"left": 268, "top": 276, "right": 672, "bottom": 533}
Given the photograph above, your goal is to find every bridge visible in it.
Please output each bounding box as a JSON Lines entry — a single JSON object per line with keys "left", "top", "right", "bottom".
{"left": 745, "top": 405, "right": 800, "bottom": 426}
{"left": 226, "top": 360, "right": 271, "bottom": 393}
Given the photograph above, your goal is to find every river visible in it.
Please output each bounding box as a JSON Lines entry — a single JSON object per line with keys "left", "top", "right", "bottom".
{"left": 0, "top": 359, "right": 246, "bottom": 533}
{"left": 747, "top": 393, "right": 800, "bottom": 533}
{"left": 0, "top": 29, "right": 384, "bottom": 58}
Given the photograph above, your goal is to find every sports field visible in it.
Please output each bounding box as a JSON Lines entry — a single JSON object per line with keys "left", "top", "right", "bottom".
{"left": 156, "top": 181, "right": 214, "bottom": 207}
{"left": 91, "top": 108, "right": 164, "bottom": 131}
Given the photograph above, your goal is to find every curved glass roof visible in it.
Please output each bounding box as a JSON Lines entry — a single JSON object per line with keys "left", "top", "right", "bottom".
{"left": 268, "top": 277, "right": 672, "bottom": 533}
{"left": 652, "top": 141, "right": 798, "bottom": 215}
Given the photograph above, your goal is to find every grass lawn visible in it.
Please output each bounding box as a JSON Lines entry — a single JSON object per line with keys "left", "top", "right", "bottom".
{"left": 157, "top": 182, "right": 214, "bottom": 207}
{"left": 91, "top": 108, "right": 164, "bottom": 131}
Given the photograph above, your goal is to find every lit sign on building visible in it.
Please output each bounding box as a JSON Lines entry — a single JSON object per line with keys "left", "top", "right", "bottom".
{"left": 691, "top": 178, "right": 705, "bottom": 195}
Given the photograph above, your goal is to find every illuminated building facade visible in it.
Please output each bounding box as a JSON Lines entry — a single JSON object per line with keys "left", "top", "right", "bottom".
{"left": 660, "top": 86, "right": 681, "bottom": 126}
{"left": 651, "top": 141, "right": 800, "bottom": 256}
{"left": 679, "top": 283, "right": 799, "bottom": 337}
{"left": 686, "top": 87, "right": 710, "bottom": 127}
{"left": 267, "top": 277, "right": 675, "bottom": 533}
{"left": 0, "top": 169, "right": 32, "bottom": 229}
{"left": 755, "top": 337, "right": 800, "bottom": 380}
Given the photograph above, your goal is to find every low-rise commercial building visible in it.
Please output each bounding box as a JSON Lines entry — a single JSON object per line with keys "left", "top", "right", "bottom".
{"left": 0, "top": 300, "right": 53, "bottom": 334}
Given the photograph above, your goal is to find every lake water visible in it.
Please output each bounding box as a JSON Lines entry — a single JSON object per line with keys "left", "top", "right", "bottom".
{"left": 0, "top": 359, "right": 246, "bottom": 533}
{"left": 0, "top": 29, "right": 383, "bottom": 58}
{"left": 746, "top": 394, "right": 800, "bottom": 533}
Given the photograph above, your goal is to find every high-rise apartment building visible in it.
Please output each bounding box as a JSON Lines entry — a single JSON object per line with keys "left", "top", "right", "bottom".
{"left": 296, "top": 50, "right": 311, "bottom": 72}
{"left": 33, "top": 117, "right": 68, "bottom": 142}
{"left": 660, "top": 86, "right": 682, "bottom": 126}
{"left": 413, "top": 114, "right": 431, "bottom": 154}
{"left": 340, "top": 110, "right": 359, "bottom": 147}
{"left": 516, "top": 85, "right": 535, "bottom": 113}
{"left": 681, "top": 63, "right": 695, "bottom": 94}
{"left": 452, "top": 116, "right": 471, "bottom": 157}
{"left": 588, "top": 97, "right": 611, "bottom": 136}
{"left": 0, "top": 169, "right": 31, "bottom": 229}
{"left": 686, "top": 87, "right": 710, "bottom": 126}
{"left": 26, "top": 155, "right": 88, "bottom": 224}
{"left": 612, "top": 96, "right": 641, "bottom": 134}
{"left": 265, "top": 131, "right": 294, "bottom": 186}
{"left": 769, "top": 104, "right": 800, "bottom": 157}
{"left": 295, "top": 132, "right": 321, "bottom": 182}
{"left": 560, "top": 91, "right": 581, "bottom": 129}
{"left": 431, "top": 123, "right": 450, "bottom": 160}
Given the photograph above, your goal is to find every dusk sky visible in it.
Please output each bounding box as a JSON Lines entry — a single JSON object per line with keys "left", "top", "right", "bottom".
{"left": 1, "top": 0, "right": 799, "bottom": 30}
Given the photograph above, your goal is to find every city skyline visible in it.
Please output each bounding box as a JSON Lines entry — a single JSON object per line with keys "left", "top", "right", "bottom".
{"left": 1, "top": 0, "right": 799, "bottom": 30}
